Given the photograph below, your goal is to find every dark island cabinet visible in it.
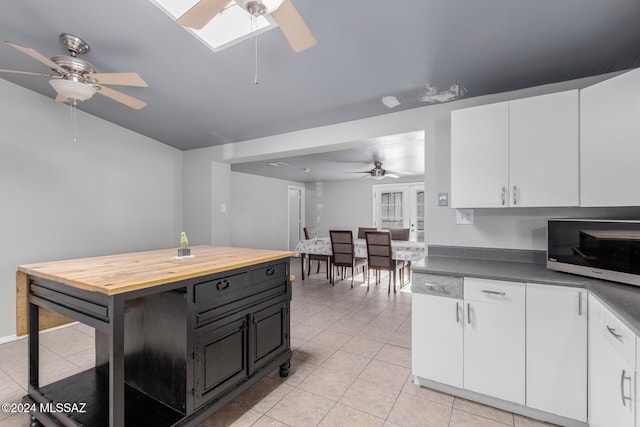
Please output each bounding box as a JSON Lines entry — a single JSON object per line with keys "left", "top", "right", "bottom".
{"left": 19, "top": 246, "right": 292, "bottom": 427}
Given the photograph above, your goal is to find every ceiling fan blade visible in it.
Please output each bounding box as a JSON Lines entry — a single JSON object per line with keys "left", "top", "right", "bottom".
{"left": 92, "top": 73, "right": 148, "bottom": 87}
{"left": 386, "top": 174, "right": 400, "bottom": 179}
{"left": 271, "top": 0, "right": 317, "bottom": 53}
{"left": 97, "top": 86, "right": 147, "bottom": 110}
{"left": 54, "top": 94, "right": 66, "bottom": 103}
{"left": 0, "top": 68, "right": 56, "bottom": 77}
{"left": 344, "top": 171, "right": 373, "bottom": 174}
{"left": 386, "top": 170, "right": 414, "bottom": 176}
{"left": 5, "top": 41, "right": 64, "bottom": 73}
{"left": 176, "top": 0, "right": 230, "bottom": 29}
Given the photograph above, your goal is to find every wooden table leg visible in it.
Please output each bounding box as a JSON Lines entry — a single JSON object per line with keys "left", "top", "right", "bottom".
{"left": 301, "top": 253, "right": 306, "bottom": 280}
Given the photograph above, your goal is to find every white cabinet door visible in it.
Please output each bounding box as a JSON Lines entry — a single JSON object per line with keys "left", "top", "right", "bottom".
{"left": 451, "top": 102, "right": 509, "bottom": 208}
{"left": 580, "top": 67, "right": 640, "bottom": 206}
{"left": 463, "top": 298, "right": 525, "bottom": 404}
{"left": 509, "top": 90, "right": 579, "bottom": 207}
{"left": 526, "top": 283, "right": 587, "bottom": 421}
{"left": 589, "top": 294, "right": 635, "bottom": 427}
{"left": 412, "top": 294, "right": 463, "bottom": 388}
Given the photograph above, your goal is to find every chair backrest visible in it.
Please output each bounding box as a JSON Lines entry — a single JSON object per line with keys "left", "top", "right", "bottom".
{"left": 357, "top": 227, "right": 377, "bottom": 240}
{"left": 365, "top": 231, "right": 393, "bottom": 270}
{"left": 304, "top": 227, "right": 319, "bottom": 239}
{"left": 329, "top": 230, "right": 355, "bottom": 267}
{"left": 389, "top": 228, "right": 410, "bottom": 241}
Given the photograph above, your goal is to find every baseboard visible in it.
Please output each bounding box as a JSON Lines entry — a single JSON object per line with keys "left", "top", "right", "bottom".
{"left": 0, "top": 321, "right": 80, "bottom": 345}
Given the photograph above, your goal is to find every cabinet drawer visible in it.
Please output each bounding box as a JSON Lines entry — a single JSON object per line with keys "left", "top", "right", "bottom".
{"left": 250, "top": 263, "right": 287, "bottom": 287}
{"left": 603, "top": 307, "right": 636, "bottom": 366}
{"left": 464, "top": 277, "right": 525, "bottom": 306}
{"left": 194, "top": 272, "right": 248, "bottom": 308}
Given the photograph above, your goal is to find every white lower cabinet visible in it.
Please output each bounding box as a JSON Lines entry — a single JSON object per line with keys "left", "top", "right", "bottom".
{"left": 589, "top": 293, "right": 636, "bottom": 427}
{"left": 526, "top": 283, "right": 587, "bottom": 422}
{"left": 412, "top": 293, "right": 463, "bottom": 388}
{"left": 412, "top": 277, "right": 525, "bottom": 404}
{"left": 464, "top": 278, "right": 526, "bottom": 404}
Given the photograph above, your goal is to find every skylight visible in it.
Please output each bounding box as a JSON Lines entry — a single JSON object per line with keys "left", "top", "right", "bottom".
{"left": 150, "top": 0, "right": 278, "bottom": 52}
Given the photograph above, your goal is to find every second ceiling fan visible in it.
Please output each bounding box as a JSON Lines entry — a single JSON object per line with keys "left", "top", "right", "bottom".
{"left": 177, "top": 0, "right": 316, "bottom": 53}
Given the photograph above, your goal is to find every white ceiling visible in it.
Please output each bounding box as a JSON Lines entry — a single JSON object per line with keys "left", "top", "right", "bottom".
{"left": 231, "top": 130, "right": 425, "bottom": 182}
{"left": 1, "top": 1, "right": 639, "bottom": 151}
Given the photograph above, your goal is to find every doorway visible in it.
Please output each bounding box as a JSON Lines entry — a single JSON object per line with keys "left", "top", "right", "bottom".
{"left": 288, "top": 186, "right": 305, "bottom": 251}
{"left": 373, "top": 183, "right": 425, "bottom": 242}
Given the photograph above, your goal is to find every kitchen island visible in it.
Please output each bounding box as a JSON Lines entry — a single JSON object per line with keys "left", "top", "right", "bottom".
{"left": 17, "top": 245, "right": 293, "bottom": 427}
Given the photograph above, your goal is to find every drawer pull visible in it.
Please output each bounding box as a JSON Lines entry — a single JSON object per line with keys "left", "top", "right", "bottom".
{"left": 621, "top": 369, "right": 632, "bottom": 407}
{"left": 481, "top": 290, "right": 506, "bottom": 296}
{"left": 467, "top": 303, "right": 471, "bottom": 324}
{"left": 578, "top": 292, "right": 583, "bottom": 316}
{"left": 266, "top": 267, "right": 277, "bottom": 276}
{"left": 216, "top": 280, "right": 230, "bottom": 290}
{"left": 607, "top": 325, "right": 624, "bottom": 342}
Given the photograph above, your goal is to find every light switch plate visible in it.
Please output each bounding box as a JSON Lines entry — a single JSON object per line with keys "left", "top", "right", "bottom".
{"left": 456, "top": 209, "right": 475, "bottom": 225}
{"left": 438, "top": 192, "right": 449, "bottom": 206}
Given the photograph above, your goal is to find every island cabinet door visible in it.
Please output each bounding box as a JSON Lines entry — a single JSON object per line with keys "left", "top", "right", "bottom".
{"left": 248, "top": 298, "right": 290, "bottom": 375}
{"left": 193, "top": 312, "right": 249, "bottom": 409}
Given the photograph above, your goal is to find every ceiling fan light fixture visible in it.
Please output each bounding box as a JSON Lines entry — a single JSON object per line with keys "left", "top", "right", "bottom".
{"left": 49, "top": 79, "right": 96, "bottom": 102}
{"left": 236, "top": 0, "right": 285, "bottom": 15}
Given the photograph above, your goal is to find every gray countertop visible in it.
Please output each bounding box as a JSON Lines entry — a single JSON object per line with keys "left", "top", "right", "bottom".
{"left": 412, "top": 256, "right": 640, "bottom": 336}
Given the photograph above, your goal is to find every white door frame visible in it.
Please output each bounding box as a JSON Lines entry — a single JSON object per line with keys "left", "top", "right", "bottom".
{"left": 372, "top": 182, "right": 424, "bottom": 241}
{"left": 287, "top": 185, "right": 305, "bottom": 251}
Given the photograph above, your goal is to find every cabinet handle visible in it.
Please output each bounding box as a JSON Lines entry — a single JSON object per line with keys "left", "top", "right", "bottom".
{"left": 607, "top": 325, "right": 624, "bottom": 342}
{"left": 456, "top": 302, "right": 460, "bottom": 323}
{"left": 578, "top": 292, "right": 583, "bottom": 316}
{"left": 216, "top": 280, "right": 230, "bottom": 290}
{"left": 501, "top": 186, "right": 506, "bottom": 206}
{"left": 512, "top": 186, "right": 518, "bottom": 205}
{"left": 621, "top": 369, "right": 632, "bottom": 407}
{"left": 266, "top": 267, "right": 276, "bottom": 276}
{"left": 467, "top": 303, "right": 471, "bottom": 324}
{"left": 481, "top": 290, "right": 506, "bottom": 296}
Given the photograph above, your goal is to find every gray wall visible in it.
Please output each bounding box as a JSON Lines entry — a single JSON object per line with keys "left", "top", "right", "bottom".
{"left": 0, "top": 79, "right": 183, "bottom": 340}
{"left": 305, "top": 176, "right": 423, "bottom": 238}
{"left": 230, "top": 171, "right": 304, "bottom": 251}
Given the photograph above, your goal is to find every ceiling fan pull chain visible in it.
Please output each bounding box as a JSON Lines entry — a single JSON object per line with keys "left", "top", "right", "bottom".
{"left": 70, "top": 100, "right": 78, "bottom": 143}
{"left": 253, "top": 15, "right": 259, "bottom": 85}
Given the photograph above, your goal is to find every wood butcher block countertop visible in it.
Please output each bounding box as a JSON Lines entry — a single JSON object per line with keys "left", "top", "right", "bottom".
{"left": 18, "top": 245, "right": 294, "bottom": 296}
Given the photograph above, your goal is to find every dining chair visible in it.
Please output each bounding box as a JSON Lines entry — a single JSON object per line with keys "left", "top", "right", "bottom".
{"left": 389, "top": 228, "right": 410, "bottom": 241}
{"left": 388, "top": 227, "right": 411, "bottom": 283}
{"left": 364, "top": 231, "right": 404, "bottom": 294}
{"left": 357, "top": 227, "right": 377, "bottom": 240}
{"left": 303, "top": 227, "right": 331, "bottom": 279}
{"left": 329, "top": 230, "right": 367, "bottom": 288}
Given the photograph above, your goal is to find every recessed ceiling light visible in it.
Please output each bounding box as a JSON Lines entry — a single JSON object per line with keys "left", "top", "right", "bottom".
{"left": 150, "top": 0, "right": 278, "bottom": 52}
{"left": 381, "top": 95, "right": 401, "bottom": 109}
{"left": 268, "top": 161, "right": 290, "bottom": 167}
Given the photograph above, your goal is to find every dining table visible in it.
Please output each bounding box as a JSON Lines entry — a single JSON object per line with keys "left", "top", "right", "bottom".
{"left": 294, "top": 237, "right": 426, "bottom": 280}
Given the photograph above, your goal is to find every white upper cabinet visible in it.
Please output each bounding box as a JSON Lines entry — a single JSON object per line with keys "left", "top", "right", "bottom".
{"left": 451, "top": 90, "right": 579, "bottom": 208}
{"left": 580, "top": 67, "right": 640, "bottom": 207}
{"left": 451, "top": 102, "right": 509, "bottom": 208}
{"left": 509, "top": 90, "right": 579, "bottom": 207}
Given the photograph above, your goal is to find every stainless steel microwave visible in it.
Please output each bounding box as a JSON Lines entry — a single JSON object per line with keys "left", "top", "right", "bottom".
{"left": 547, "top": 218, "right": 640, "bottom": 286}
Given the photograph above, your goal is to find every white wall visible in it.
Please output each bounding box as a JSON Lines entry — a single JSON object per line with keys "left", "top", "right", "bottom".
{"left": 183, "top": 70, "right": 640, "bottom": 253}
{"left": 0, "top": 79, "right": 183, "bottom": 340}
{"left": 211, "top": 161, "right": 231, "bottom": 246}
{"left": 230, "top": 171, "right": 304, "bottom": 250}
{"left": 305, "top": 177, "right": 423, "bottom": 237}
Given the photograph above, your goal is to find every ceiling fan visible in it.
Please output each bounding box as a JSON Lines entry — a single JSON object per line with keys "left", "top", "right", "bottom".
{"left": 345, "top": 161, "right": 412, "bottom": 180}
{"left": 177, "top": 0, "right": 316, "bottom": 53}
{"left": 0, "top": 33, "right": 148, "bottom": 110}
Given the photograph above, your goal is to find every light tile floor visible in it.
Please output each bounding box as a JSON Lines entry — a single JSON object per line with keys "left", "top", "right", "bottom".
{"left": 0, "top": 258, "right": 557, "bottom": 427}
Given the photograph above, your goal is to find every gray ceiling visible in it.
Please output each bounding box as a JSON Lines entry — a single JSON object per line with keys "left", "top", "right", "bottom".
{"left": 1, "top": 1, "right": 640, "bottom": 151}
